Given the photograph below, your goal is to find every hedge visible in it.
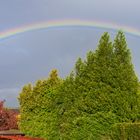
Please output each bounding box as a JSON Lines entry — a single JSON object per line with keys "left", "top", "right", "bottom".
{"left": 110, "top": 122, "right": 140, "bottom": 140}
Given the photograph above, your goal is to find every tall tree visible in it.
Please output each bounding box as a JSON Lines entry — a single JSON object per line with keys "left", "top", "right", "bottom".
{"left": 113, "top": 31, "right": 138, "bottom": 92}
{"left": 54, "top": 33, "right": 115, "bottom": 139}
{"left": 111, "top": 31, "right": 139, "bottom": 121}
{"left": 19, "top": 32, "right": 140, "bottom": 139}
{"left": 53, "top": 32, "right": 140, "bottom": 139}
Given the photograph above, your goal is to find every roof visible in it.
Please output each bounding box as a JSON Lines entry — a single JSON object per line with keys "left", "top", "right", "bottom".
{"left": 0, "top": 130, "right": 24, "bottom": 136}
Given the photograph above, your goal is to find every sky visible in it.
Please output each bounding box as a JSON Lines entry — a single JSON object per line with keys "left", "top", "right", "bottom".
{"left": 0, "top": 0, "right": 140, "bottom": 107}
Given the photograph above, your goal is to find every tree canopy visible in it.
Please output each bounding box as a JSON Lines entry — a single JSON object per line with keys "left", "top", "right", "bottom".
{"left": 18, "top": 31, "right": 140, "bottom": 140}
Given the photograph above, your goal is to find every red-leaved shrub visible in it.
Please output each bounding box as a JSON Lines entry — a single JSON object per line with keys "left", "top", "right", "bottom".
{"left": 0, "top": 100, "right": 18, "bottom": 130}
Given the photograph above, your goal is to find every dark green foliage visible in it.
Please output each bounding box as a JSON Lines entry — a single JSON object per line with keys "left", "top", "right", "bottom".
{"left": 111, "top": 31, "right": 139, "bottom": 122}
{"left": 113, "top": 31, "right": 138, "bottom": 92}
{"left": 19, "top": 31, "right": 140, "bottom": 139}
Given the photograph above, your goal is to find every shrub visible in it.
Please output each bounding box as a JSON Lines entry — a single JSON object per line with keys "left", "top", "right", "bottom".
{"left": 0, "top": 100, "right": 18, "bottom": 130}
{"left": 110, "top": 123, "right": 140, "bottom": 140}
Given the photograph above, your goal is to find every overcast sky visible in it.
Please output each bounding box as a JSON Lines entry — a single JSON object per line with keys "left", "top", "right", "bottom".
{"left": 0, "top": 0, "right": 140, "bottom": 107}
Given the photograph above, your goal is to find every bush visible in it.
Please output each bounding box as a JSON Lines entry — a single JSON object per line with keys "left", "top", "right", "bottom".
{"left": 110, "top": 123, "right": 140, "bottom": 140}
{"left": 0, "top": 100, "right": 18, "bottom": 130}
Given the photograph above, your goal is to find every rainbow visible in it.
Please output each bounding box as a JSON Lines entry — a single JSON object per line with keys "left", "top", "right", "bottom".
{"left": 0, "top": 19, "right": 140, "bottom": 41}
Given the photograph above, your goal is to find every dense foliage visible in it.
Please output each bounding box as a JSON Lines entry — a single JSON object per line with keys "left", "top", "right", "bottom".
{"left": 18, "top": 70, "right": 62, "bottom": 138}
{"left": 0, "top": 100, "right": 18, "bottom": 130}
{"left": 110, "top": 123, "right": 140, "bottom": 140}
{"left": 19, "top": 31, "right": 140, "bottom": 139}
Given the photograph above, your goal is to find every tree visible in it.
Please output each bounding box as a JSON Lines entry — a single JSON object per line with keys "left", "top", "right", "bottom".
{"left": 113, "top": 31, "right": 138, "bottom": 92}
{"left": 110, "top": 31, "right": 139, "bottom": 122}
{"left": 19, "top": 32, "right": 140, "bottom": 139}
{"left": 52, "top": 32, "right": 140, "bottom": 139}
{"left": 18, "top": 69, "right": 62, "bottom": 139}
{"left": 54, "top": 33, "right": 116, "bottom": 139}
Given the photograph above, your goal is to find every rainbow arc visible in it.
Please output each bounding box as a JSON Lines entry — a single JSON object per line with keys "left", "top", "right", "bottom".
{"left": 0, "top": 19, "right": 140, "bottom": 40}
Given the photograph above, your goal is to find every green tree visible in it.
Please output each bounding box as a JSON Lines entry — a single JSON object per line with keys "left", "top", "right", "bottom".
{"left": 54, "top": 33, "right": 116, "bottom": 139}
{"left": 113, "top": 31, "right": 138, "bottom": 92}
{"left": 111, "top": 31, "right": 139, "bottom": 121}
{"left": 54, "top": 32, "right": 140, "bottom": 139}
{"left": 19, "top": 32, "right": 140, "bottom": 140}
{"left": 18, "top": 69, "right": 62, "bottom": 139}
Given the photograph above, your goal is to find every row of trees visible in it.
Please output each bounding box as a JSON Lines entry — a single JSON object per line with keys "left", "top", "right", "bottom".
{"left": 18, "top": 31, "right": 140, "bottom": 139}
{"left": 0, "top": 100, "right": 18, "bottom": 130}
